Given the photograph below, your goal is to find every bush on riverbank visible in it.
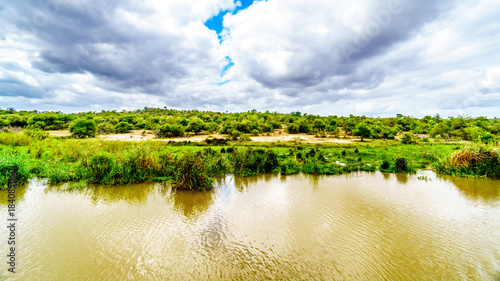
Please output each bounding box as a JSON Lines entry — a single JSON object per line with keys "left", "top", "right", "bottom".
{"left": 0, "top": 149, "right": 30, "bottom": 189}
{"left": 172, "top": 152, "right": 214, "bottom": 191}
{"left": 435, "top": 146, "right": 500, "bottom": 178}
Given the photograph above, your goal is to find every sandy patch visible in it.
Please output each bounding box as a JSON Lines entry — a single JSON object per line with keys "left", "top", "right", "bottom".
{"left": 47, "top": 130, "right": 72, "bottom": 137}
{"left": 98, "top": 131, "right": 356, "bottom": 143}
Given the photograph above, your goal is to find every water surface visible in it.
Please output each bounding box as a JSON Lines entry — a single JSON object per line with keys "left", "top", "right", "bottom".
{"left": 1, "top": 171, "right": 499, "bottom": 280}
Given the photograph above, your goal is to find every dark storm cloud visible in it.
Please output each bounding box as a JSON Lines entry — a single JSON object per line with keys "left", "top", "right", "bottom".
{"left": 228, "top": 0, "right": 458, "bottom": 91}
{"left": 5, "top": 0, "right": 196, "bottom": 95}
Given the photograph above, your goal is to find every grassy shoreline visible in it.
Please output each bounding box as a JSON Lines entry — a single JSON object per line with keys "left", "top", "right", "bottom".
{"left": 1, "top": 132, "right": 498, "bottom": 190}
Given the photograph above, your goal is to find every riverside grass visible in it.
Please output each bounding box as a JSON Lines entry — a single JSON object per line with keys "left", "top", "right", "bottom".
{"left": 1, "top": 131, "right": 496, "bottom": 190}
{"left": 435, "top": 145, "right": 500, "bottom": 178}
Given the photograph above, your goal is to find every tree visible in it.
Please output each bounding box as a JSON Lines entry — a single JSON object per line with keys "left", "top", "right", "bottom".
{"left": 114, "top": 122, "right": 133, "bottom": 133}
{"left": 354, "top": 122, "right": 372, "bottom": 141}
{"left": 286, "top": 123, "right": 299, "bottom": 134}
{"left": 186, "top": 118, "right": 206, "bottom": 134}
{"left": 69, "top": 119, "right": 97, "bottom": 138}
{"left": 156, "top": 124, "right": 185, "bottom": 138}
{"left": 312, "top": 119, "right": 326, "bottom": 132}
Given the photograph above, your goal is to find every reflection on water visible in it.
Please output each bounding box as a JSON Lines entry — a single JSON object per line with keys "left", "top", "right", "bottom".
{"left": 439, "top": 175, "right": 500, "bottom": 203}
{"left": 394, "top": 172, "right": 409, "bottom": 184}
{"left": 0, "top": 172, "right": 499, "bottom": 280}
{"left": 171, "top": 188, "right": 215, "bottom": 219}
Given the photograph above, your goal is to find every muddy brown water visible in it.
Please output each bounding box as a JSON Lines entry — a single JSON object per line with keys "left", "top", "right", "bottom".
{"left": 1, "top": 171, "right": 499, "bottom": 280}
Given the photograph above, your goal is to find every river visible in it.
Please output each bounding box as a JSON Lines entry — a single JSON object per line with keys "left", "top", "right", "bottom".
{"left": 1, "top": 171, "right": 499, "bottom": 280}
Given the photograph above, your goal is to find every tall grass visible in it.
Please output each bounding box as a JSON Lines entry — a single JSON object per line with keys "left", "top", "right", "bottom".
{"left": 171, "top": 152, "right": 214, "bottom": 191}
{"left": 435, "top": 145, "right": 500, "bottom": 178}
{"left": 0, "top": 132, "right": 32, "bottom": 146}
{"left": 0, "top": 148, "right": 31, "bottom": 189}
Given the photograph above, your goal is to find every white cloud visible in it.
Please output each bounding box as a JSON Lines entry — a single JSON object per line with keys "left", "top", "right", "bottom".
{"left": 0, "top": 0, "right": 499, "bottom": 117}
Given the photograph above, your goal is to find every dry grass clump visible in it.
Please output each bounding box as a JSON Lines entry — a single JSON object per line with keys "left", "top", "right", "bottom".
{"left": 448, "top": 146, "right": 498, "bottom": 167}
{"left": 436, "top": 145, "right": 500, "bottom": 178}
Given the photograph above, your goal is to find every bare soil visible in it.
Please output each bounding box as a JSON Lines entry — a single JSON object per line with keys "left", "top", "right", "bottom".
{"left": 47, "top": 129, "right": 358, "bottom": 143}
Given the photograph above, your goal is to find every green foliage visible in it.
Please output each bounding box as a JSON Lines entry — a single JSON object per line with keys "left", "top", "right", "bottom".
{"left": 0, "top": 149, "right": 31, "bottom": 189}
{"left": 0, "top": 132, "right": 32, "bottom": 146}
{"left": 186, "top": 118, "right": 206, "bottom": 134}
{"left": 286, "top": 123, "right": 299, "bottom": 134}
{"left": 230, "top": 129, "right": 242, "bottom": 140}
{"left": 435, "top": 146, "right": 500, "bottom": 178}
{"left": 481, "top": 133, "right": 495, "bottom": 144}
{"left": 84, "top": 152, "right": 119, "bottom": 184}
{"left": 97, "top": 122, "right": 114, "bottom": 134}
{"left": 172, "top": 152, "right": 214, "bottom": 191}
{"left": 354, "top": 122, "right": 372, "bottom": 141}
{"left": 401, "top": 133, "right": 417, "bottom": 144}
{"left": 70, "top": 119, "right": 97, "bottom": 138}
{"left": 114, "top": 122, "right": 133, "bottom": 134}
{"left": 156, "top": 124, "right": 185, "bottom": 138}
{"left": 395, "top": 158, "right": 409, "bottom": 172}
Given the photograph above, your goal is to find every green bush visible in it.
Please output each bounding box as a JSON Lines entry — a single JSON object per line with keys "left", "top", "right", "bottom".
{"left": 70, "top": 119, "right": 97, "bottom": 138}
{"left": 395, "top": 158, "right": 409, "bottom": 172}
{"left": 156, "top": 124, "right": 185, "bottom": 138}
{"left": 172, "top": 153, "right": 214, "bottom": 191}
{"left": 401, "top": 133, "right": 416, "bottom": 144}
{"left": 114, "top": 122, "right": 133, "bottom": 134}
{"left": 83, "top": 152, "right": 118, "bottom": 184}
{"left": 0, "top": 150, "right": 30, "bottom": 189}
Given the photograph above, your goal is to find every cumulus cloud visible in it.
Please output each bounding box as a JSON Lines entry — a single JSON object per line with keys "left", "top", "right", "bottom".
{"left": 0, "top": 0, "right": 499, "bottom": 116}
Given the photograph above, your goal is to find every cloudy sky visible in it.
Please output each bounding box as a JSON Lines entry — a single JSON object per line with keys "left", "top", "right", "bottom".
{"left": 0, "top": 0, "right": 499, "bottom": 117}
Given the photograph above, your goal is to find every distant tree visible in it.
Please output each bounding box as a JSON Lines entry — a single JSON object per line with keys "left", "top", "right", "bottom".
{"left": 230, "top": 129, "right": 242, "bottom": 140}
{"left": 156, "top": 124, "right": 185, "bottom": 138}
{"left": 312, "top": 119, "right": 326, "bottom": 133}
{"left": 286, "top": 123, "right": 300, "bottom": 134}
{"left": 354, "top": 122, "right": 372, "bottom": 141}
{"left": 186, "top": 118, "right": 206, "bottom": 134}
{"left": 179, "top": 118, "right": 188, "bottom": 126}
{"left": 69, "top": 119, "right": 97, "bottom": 138}
{"left": 480, "top": 133, "right": 495, "bottom": 144}
{"left": 401, "top": 132, "right": 416, "bottom": 144}
{"left": 114, "top": 122, "right": 133, "bottom": 133}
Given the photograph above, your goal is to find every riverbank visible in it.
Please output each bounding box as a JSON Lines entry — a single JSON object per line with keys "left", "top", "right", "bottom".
{"left": 2, "top": 130, "right": 481, "bottom": 190}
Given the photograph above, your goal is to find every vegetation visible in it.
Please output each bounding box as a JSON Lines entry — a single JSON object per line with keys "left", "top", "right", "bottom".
{"left": 1, "top": 107, "right": 500, "bottom": 190}
{"left": 69, "top": 119, "right": 97, "bottom": 138}
{"left": 435, "top": 146, "right": 500, "bottom": 178}
{"left": 1, "top": 108, "right": 499, "bottom": 144}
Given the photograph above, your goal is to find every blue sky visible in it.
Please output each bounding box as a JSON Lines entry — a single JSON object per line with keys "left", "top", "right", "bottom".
{"left": 0, "top": 0, "right": 499, "bottom": 117}
{"left": 205, "top": 0, "right": 257, "bottom": 36}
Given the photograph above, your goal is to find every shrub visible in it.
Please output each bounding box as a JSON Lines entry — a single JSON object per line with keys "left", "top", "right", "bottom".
{"left": 401, "top": 133, "right": 416, "bottom": 144}
{"left": 354, "top": 123, "right": 373, "bottom": 141}
{"left": 97, "top": 123, "right": 114, "bottom": 134}
{"left": 480, "top": 133, "right": 495, "bottom": 144}
{"left": 286, "top": 123, "right": 299, "bottom": 134}
{"left": 0, "top": 150, "right": 30, "bottom": 189}
{"left": 69, "top": 119, "right": 97, "bottom": 138}
{"left": 230, "top": 129, "right": 242, "bottom": 140}
{"left": 156, "top": 124, "right": 185, "bottom": 138}
{"left": 279, "top": 158, "right": 300, "bottom": 174}
{"left": 380, "top": 160, "right": 390, "bottom": 170}
{"left": 395, "top": 158, "right": 409, "bottom": 172}
{"left": 83, "top": 152, "right": 118, "bottom": 184}
{"left": 114, "top": 122, "right": 133, "bottom": 134}
{"left": 172, "top": 153, "right": 214, "bottom": 191}
{"left": 435, "top": 146, "right": 500, "bottom": 178}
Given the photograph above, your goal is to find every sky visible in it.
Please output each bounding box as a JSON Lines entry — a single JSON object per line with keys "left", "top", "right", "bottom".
{"left": 0, "top": 0, "right": 499, "bottom": 117}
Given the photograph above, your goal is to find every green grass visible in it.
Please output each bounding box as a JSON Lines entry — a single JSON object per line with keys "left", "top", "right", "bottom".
{"left": 0, "top": 131, "right": 490, "bottom": 190}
